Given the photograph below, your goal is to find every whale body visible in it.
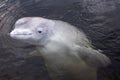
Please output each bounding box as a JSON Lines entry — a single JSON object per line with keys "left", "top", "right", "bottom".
{"left": 10, "top": 17, "right": 110, "bottom": 80}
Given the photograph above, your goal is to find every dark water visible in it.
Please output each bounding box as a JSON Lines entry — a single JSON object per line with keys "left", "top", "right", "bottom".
{"left": 0, "top": 0, "right": 120, "bottom": 80}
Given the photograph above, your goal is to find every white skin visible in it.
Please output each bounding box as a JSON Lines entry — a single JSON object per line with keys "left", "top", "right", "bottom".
{"left": 10, "top": 17, "right": 110, "bottom": 80}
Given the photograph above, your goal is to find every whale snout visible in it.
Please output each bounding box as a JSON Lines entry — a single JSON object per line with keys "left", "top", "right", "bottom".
{"left": 10, "top": 29, "right": 32, "bottom": 40}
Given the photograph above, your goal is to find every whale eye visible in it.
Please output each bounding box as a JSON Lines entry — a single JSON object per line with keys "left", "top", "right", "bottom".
{"left": 38, "top": 30, "right": 42, "bottom": 33}
{"left": 37, "top": 27, "right": 43, "bottom": 34}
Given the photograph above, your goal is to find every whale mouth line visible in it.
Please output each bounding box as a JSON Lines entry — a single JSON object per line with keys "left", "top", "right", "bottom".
{"left": 13, "top": 33, "right": 32, "bottom": 35}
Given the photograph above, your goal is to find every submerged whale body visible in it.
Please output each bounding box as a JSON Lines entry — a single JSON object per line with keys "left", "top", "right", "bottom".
{"left": 10, "top": 17, "right": 110, "bottom": 80}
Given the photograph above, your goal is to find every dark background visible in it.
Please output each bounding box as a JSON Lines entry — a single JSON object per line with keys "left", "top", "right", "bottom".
{"left": 0, "top": 0, "right": 120, "bottom": 80}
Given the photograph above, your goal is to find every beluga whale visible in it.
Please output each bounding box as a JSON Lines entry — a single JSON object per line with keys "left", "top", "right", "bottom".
{"left": 10, "top": 17, "right": 110, "bottom": 80}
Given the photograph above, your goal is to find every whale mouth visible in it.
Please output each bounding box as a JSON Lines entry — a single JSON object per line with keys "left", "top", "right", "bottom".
{"left": 10, "top": 32, "right": 32, "bottom": 36}
{"left": 14, "top": 33, "right": 32, "bottom": 35}
{"left": 10, "top": 33, "right": 33, "bottom": 40}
